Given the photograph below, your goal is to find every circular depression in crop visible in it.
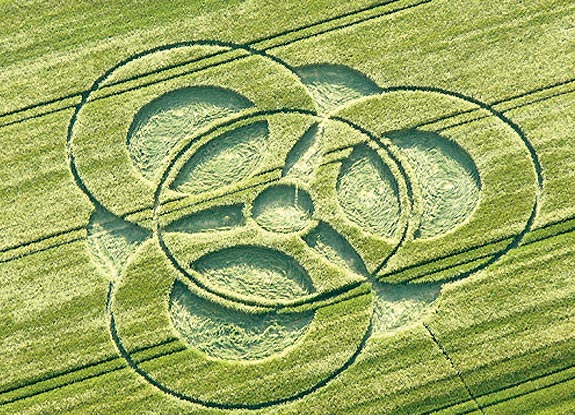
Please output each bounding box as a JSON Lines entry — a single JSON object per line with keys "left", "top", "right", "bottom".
{"left": 193, "top": 246, "right": 315, "bottom": 301}
{"left": 127, "top": 86, "right": 254, "bottom": 180}
{"left": 252, "top": 184, "right": 314, "bottom": 233}
{"left": 336, "top": 144, "right": 402, "bottom": 239}
{"left": 169, "top": 280, "right": 314, "bottom": 361}
{"left": 387, "top": 129, "right": 481, "bottom": 239}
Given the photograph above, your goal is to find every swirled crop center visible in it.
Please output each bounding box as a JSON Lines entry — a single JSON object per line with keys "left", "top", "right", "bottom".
{"left": 127, "top": 87, "right": 254, "bottom": 180}
{"left": 252, "top": 184, "right": 315, "bottom": 233}
{"left": 387, "top": 129, "right": 481, "bottom": 239}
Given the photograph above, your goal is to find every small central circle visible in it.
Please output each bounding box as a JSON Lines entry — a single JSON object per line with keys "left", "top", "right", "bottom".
{"left": 252, "top": 184, "right": 314, "bottom": 233}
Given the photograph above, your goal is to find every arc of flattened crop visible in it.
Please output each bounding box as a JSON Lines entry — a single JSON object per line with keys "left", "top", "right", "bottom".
{"left": 372, "top": 85, "right": 543, "bottom": 279}
{"left": 111, "top": 111, "right": 375, "bottom": 404}
{"left": 385, "top": 128, "right": 481, "bottom": 239}
{"left": 282, "top": 122, "right": 323, "bottom": 183}
{"left": 288, "top": 63, "right": 415, "bottom": 273}
{"left": 281, "top": 122, "right": 361, "bottom": 263}
{"left": 106, "top": 280, "right": 373, "bottom": 410}
{"left": 336, "top": 143, "right": 402, "bottom": 239}
{"left": 73, "top": 39, "right": 542, "bottom": 408}
{"left": 281, "top": 119, "right": 395, "bottom": 275}
{"left": 294, "top": 63, "right": 381, "bottom": 115}
{"left": 327, "top": 114, "right": 415, "bottom": 274}
{"left": 287, "top": 65, "right": 541, "bottom": 278}
{"left": 169, "top": 119, "right": 270, "bottom": 194}
{"left": 155, "top": 108, "right": 411, "bottom": 301}
{"left": 66, "top": 39, "right": 306, "bottom": 220}
{"left": 70, "top": 44, "right": 373, "bottom": 409}
{"left": 126, "top": 86, "right": 256, "bottom": 181}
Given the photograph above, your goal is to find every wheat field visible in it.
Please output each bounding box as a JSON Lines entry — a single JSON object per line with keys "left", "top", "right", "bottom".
{"left": 1, "top": 1, "right": 574, "bottom": 414}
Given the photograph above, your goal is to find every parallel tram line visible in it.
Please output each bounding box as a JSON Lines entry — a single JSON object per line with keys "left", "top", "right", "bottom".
{"left": 2, "top": 326, "right": 575, "bottom": 411}
{"left": 2, "top": 88, "right": 575, "bottom": 267}
{"left": 0, "top": 0, "right": 419, "bottom": 127}
{"left": 2, "top": 77, "right": 573, "bottom": 262}
{"left": 1, "top": 229, "right": 573, "bottom": 404}
{"left": 0, "top": 79, "right": 575, "bottom": 265}
{"left": 1, "top": 215, "right": 574, "bottom": 404}
{"left": 0, "top": 0, "right": 434, "bottom": 262}
{"left": 0, "top": 338, "right": 186, "bottom": 407}
{"left": 87, "top": 0, "right": 431, "bottom": 105}
{"left": 418, "top": 359, "right": 575, "bottom": 415}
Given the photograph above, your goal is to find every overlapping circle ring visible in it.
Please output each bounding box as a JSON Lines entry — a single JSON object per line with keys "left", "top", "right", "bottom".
{"left": 68, "top": 41, "right": 540, "bottom": 409}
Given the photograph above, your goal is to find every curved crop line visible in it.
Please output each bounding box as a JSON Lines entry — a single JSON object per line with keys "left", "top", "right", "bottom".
{"left": 0, "top": 8, "right": 565, "bottom": 413}
{"left": 3, "top": 326, "right": 574, "bottom": 410}
{"left": 318, "top": 86, "right": 542, "bottom": 412}
{"left": 89, "top": 47, "right": 299, "bottom": 108}
{"left": 371, "top": 86, "right": 543, "bottom": 285}
{"left": 329, "top": 115, "right": 415, "bottom": 275}
{"left": 48, "top": 70, "right": 550, "bottom": 301}
{"left": 28, "top": 36, "right": 552, "bottom": 269}
{"left": 0, "top": 285, "right": 371, "bottom": 402}
{"left": 378, "top": 85, "right": 543, "bottom": 189}
{"left": 0, "top": 0, "right": 420, "bottom": 123}
{"left": 96, "top": 1, "right": 432, "bottom": 107}
{"left": 153, "top": 107, "right": 412, "bottom": 311}
{"left": 153, "top": 109, "right": 319, "bottom": 311}
{"left": 6, "top": 160, "right": 573, "bottom": 269}
{"left": 67, "top": 37, "right": 336, "bottom": 233}
{"left": 2, "top": 7, "right": 571, "bottom": 129}
{"left": 160, "top": 230, "right": 366, "bottom": 312}
{"left": 66, "top": 40, "right": 295, "bottom": 215}
{"left": 107, "top": 281, "right": 373, "bottom": 410}
{"left": 62, "top": 32, "right": 542, "bottom": 414}
{"left": 65, "top": 81, "right": 545, "bottom": 312}
{"left": 154, "top": 169, "right": 283, "bottom": 222}
{"left": 369, "top": 85, "right": 543, "bottom": 411}
{"left": 67, "top": 1, "right": 409, "bottom": 93}
{"left": 4, "top": 72, "right": 573, "bottom": 134}
{"left": 54, "top": 79, "right": 574, "bottom": 242}
{"left": 119, "top": 102, "right": 387, "bottom": 407}
{"left": 3, "top": 278, "right": 573, "bottom": 406}
{"left": 308, "top": 83, "right": 511, "bottom": 276}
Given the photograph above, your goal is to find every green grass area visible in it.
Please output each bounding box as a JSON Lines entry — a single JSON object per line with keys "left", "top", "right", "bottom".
{"left": 1, "top": 0, "right": 574, "bottom": 414}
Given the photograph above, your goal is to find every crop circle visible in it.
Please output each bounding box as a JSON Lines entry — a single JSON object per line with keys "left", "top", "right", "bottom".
{"left": 72, "top": 40, "right": 541, "bottom": 409}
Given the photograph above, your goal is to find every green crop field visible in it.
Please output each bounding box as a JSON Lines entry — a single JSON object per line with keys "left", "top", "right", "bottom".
{"left": 1, "top": 1, "right": 574, "bottom": 414}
